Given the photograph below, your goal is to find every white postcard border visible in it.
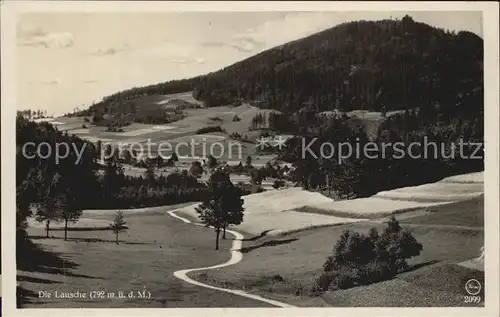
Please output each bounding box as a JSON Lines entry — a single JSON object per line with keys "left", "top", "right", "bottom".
{"left": 2, "top": 2, "right": 499, "bottom": 317}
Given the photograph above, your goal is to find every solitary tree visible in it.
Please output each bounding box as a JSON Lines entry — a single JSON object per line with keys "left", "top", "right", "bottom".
{"left": 245, "top": 155, "right": 253, "bottom": 167}
{"left": 195, "top": 171, "right": 244, "bottom": 250}
{"left": 381, "top": 105, "right": 387, "bottom": 118}
{"left": 60, "top": 188, "right": 83, "bottom": 241}
{"left": 250, "top": 168, "right": 265, "bottom": 185}
{"left": 220, "top": 185, "right": 245, "bottom": 239}
{"left": 195, "top": 199, "right": 224, "bottom": 250}
{"left": 189, "top": 161, "right": 204, "bottom": 178}
{"left": 35, "top": 172, "right": 64, "bottom": 238}
{"left": 110, "top": 210, "right": 127, "bottom": 244}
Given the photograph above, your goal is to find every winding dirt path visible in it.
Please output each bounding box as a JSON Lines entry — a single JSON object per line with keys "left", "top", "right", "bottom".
{"left": 167, "top": 210, "right": 296, "bottom": 308}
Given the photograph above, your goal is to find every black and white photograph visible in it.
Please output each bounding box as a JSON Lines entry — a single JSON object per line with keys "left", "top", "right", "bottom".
{"left": 2, "top": 1, "right": 499, "bottom": 315}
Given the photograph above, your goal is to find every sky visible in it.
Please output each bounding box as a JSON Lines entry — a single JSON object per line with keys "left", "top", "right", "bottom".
{"left": 16, "top": 11, "right": 483, "bottom": 116}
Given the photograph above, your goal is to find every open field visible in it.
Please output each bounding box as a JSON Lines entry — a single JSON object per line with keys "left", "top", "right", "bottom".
{"left": 374, "top": 179, "right": 483, "bottom": 202}
{"left": 440, "top": 172, "right": 484, "bottom": 183}
{"left": 302, "top": 172, "right": 483, "bottom": 218}
{"left": 18, "top": 204, "right": 273, "bottom": 308}
{"left": 176, "top": 172, "right": 483, "bottom": 236}
{"left": 192, "top": 196, "right": 484, "bottom": 307}
{"left": 155, "top": 91, "right": 204, "bottom": 106}
{"left": 318, "top": 109, "right": 406, "bottom": 140}
{"left": 173, "top": 172, "right": 484, "bottom": 236}
{"left": 398, "top": 196, "right": 484, "bottom": 228}
{"left": 47, "top": 101, "right": 282, "bottom": 163}
{"left": 175, "top": 188, "right": 365, "bottom": 236}
{"left": 319, "top": 109, "right": 405, "bottom": 120}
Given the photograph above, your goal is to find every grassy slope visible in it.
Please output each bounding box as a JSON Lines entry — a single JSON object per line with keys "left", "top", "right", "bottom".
{"left": 174, "top": 188, "right": 363, "bottom": 237}
{"left": 193, "top": 197, "right": 484, "bottom": 307}
{"left": 399, "top": 195, "right": 484, "bottom": 227}
{"left": 318, "top": 264, "right": 485, "bottom": 307}
{"left": 17, "top": 205, "right": 272, "bottom": 308}
{"left": 63, "top": 101, "right": 280, "bottom": 163}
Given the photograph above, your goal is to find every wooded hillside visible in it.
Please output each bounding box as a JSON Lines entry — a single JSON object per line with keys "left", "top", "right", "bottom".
{"left": 76, "top": 15, "right": 483, "bottom": 118}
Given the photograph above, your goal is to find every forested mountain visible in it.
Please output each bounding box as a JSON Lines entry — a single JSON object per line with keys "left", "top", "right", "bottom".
{"left": 77, "top": 15, "right": 483, "bottom": 118}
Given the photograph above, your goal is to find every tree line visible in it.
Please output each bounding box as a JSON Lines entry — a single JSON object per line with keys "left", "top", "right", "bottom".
{"left": 250, "top": 94, "right": 483, "bottom": 199}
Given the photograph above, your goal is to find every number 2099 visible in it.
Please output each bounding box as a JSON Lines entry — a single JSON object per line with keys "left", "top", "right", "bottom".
{"left": 464, "top": 295, "right": 481, "bottom": 304}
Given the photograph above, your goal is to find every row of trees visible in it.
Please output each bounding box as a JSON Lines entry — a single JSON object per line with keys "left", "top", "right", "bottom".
{"left": 17, "top": 109, "right": 51, "bottom": 119}
{"left": 98, "top": 148, "right": 209, "bottom": 209}
{"left": 17, "top": 116, "right": 100, "bottom": 242}
{"left": 269, "top": 100, "right": 483, "bottom": 198}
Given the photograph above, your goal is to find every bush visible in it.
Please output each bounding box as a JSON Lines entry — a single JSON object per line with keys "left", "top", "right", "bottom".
{"left": 356, "top": 260, "right": 392, "bottom": 285}
{"left": 208, "top": 116, "right": 223, "bottom": 122}
{"left": 272, "top": 179, "right": 285, "bottom": 189}
{"left": 196, "top": 126, "right": 224, "bottom": 134}
{"left": 311, "top": 271, "right": 335, "bottom": 294}
{"left": 271, "top": 274, "right": 284, "bottom": 282}
{"left": 250, "top": 167, "right": 266, "bottom": 184}
{"left": 82, "top": 124, "right": 87, "bottom": 129}
{"left": 330, "top": 267, "right": 357, "bottom": 290}
{"left": 232, "top": 114, "right": 241, "bottom": 122}
{"left": 315, "top": 217, "right": 422, "bottom": 293}
{"left": 106, "top": 126, "right": 125, "bottom": 133}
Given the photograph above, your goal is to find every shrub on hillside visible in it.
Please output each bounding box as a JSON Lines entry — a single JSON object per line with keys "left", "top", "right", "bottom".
{"left": 196, "top": 126, "right": 225, "bottom": 134}
{"left": 231, "top": 132, "right": 242, "bottom": 139}
{"left": 232, "top": 114, "right": 241, "bottom": 122}
{"left": 106, "top": 126, "right": 124, "bottom": 133}
{"left": 313, "top": 217, "right": 422, "bottom": 293}
{"left": 250, "top": 168, "right": 265, "bottom": 185}
{"left": 208, "top": 116, "right": 223, "bottom": 122}
{"left": 272, "top": 179, "right": 286, "bottom": 189}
